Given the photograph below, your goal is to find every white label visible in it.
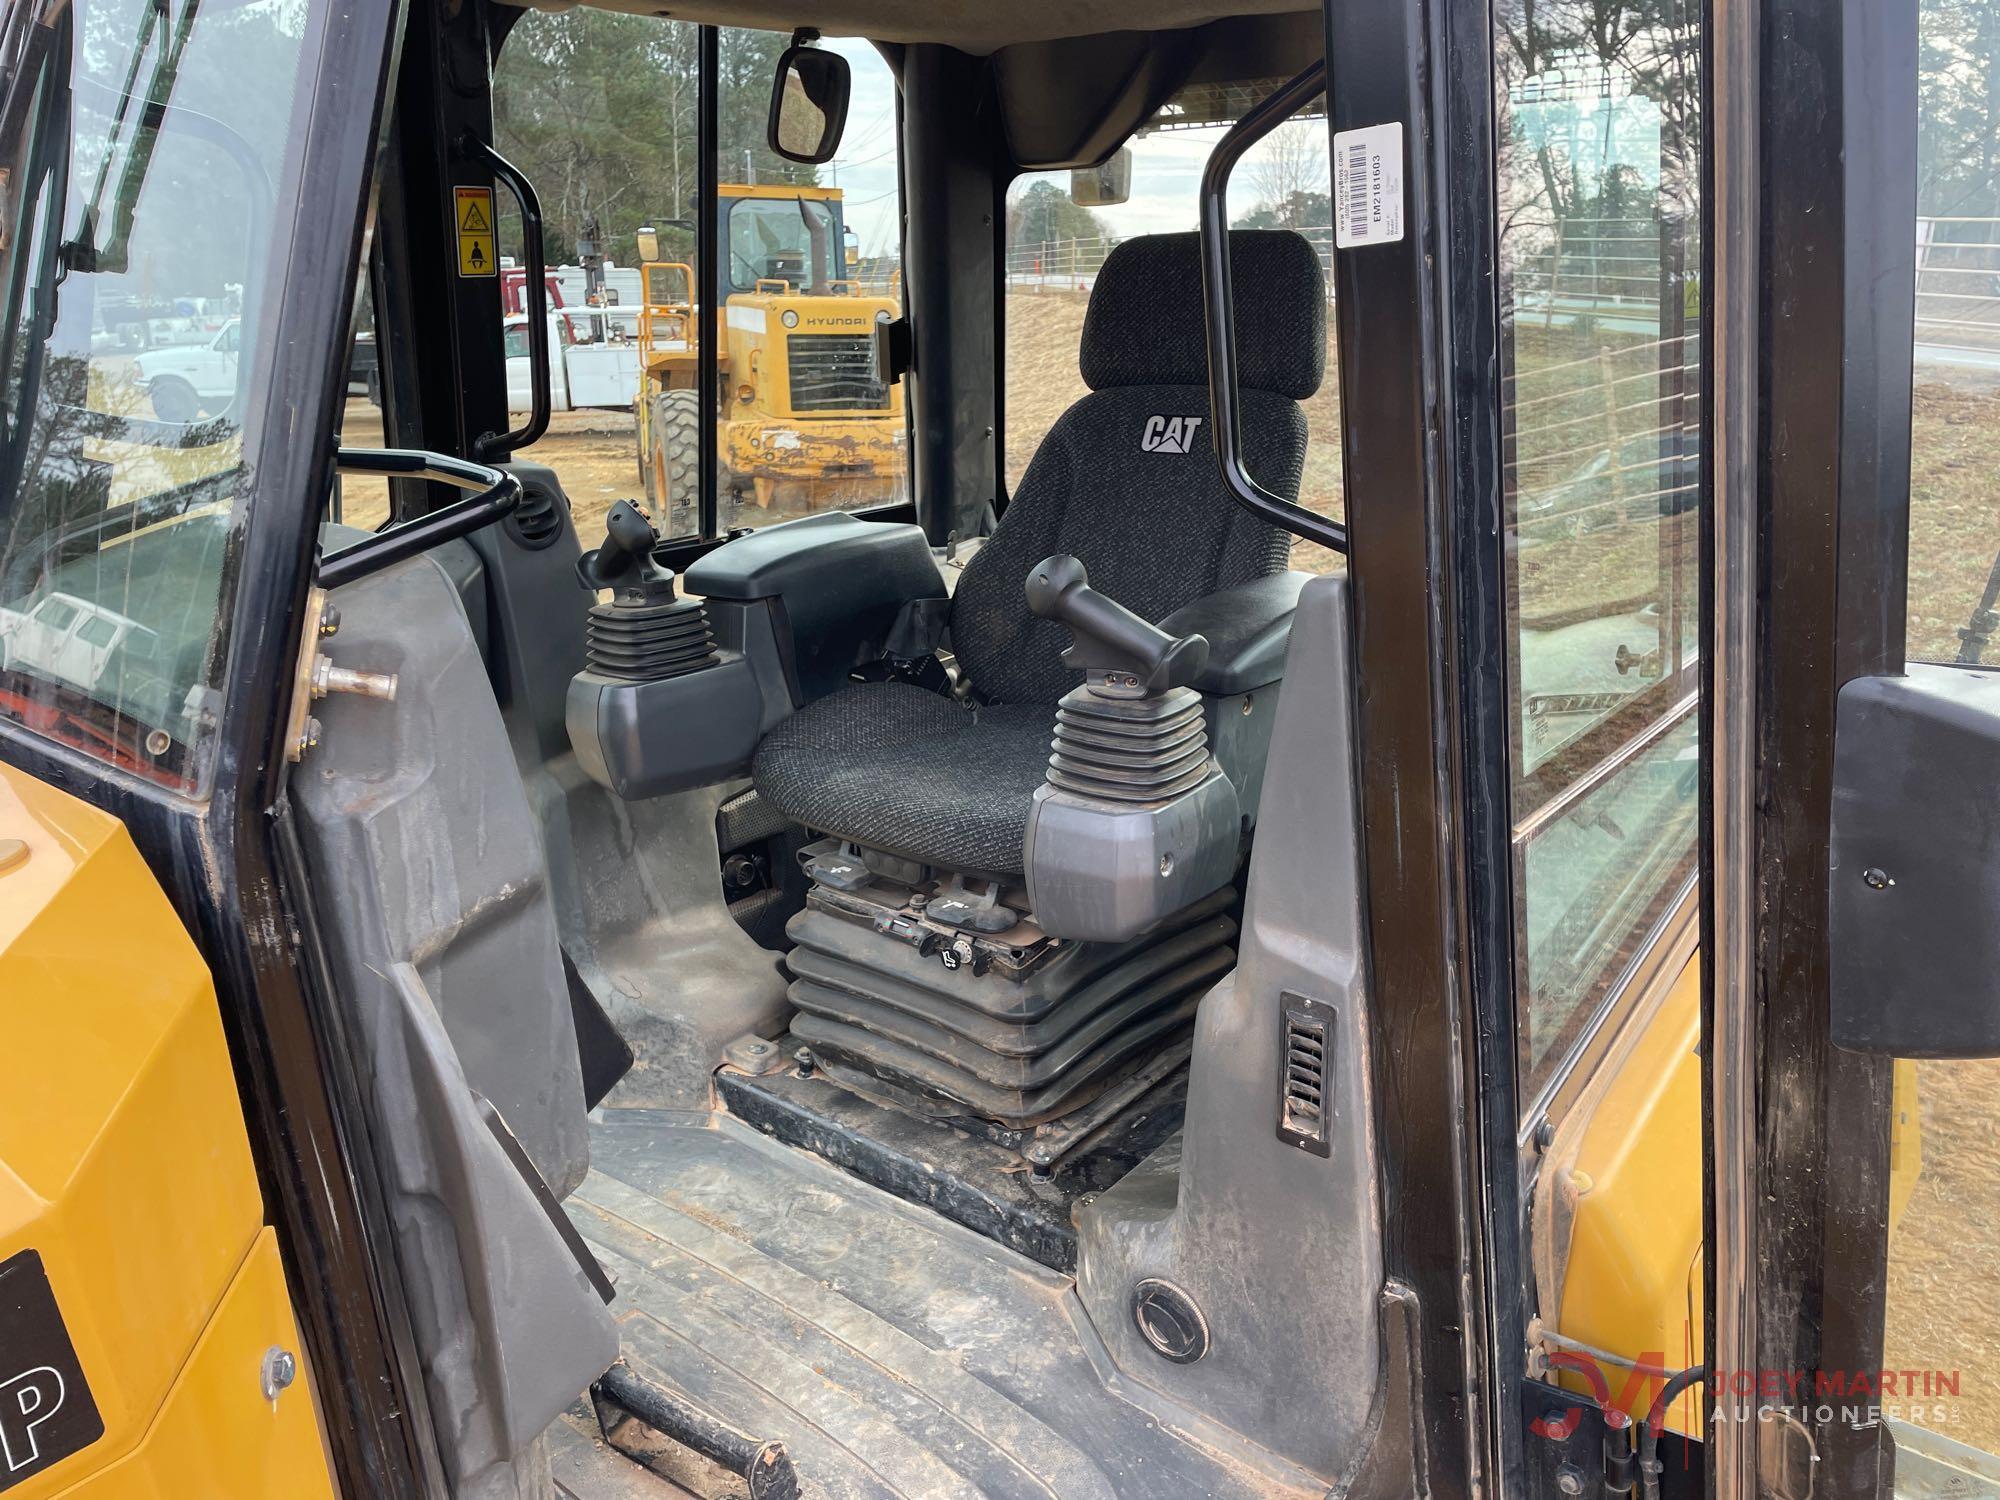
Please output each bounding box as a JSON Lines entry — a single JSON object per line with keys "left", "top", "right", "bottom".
{"left": 1332, "top": 123, "right": 1405, "bottom": 249}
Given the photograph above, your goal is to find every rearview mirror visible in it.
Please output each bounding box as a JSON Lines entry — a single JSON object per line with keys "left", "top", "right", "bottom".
{"left": 768, "top": 41, "right": 850, "bottom": 165}
{"left": 1072, "top": 148, "right": 1133, "bottom": 208}
{"left": 635, "top": 224, "right": 660, "bottom": 264}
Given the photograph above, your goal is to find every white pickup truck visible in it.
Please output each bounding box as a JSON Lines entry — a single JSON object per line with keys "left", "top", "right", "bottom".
{"left": 506, "top": 308, "right": 642, "bottom": 413}
{"left": 134, "top": 319, "right": 241, "bottom": 421}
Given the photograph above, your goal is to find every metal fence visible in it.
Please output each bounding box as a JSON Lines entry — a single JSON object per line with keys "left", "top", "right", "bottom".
{"left": 1002, "top": 226, "right": 1338, "bottom": 299}
{"left": 1916, "top": 218, "right": 2000, "bottom": 369}
{"left": 1000, "top": 215, "right": 2000, "bottom": 379}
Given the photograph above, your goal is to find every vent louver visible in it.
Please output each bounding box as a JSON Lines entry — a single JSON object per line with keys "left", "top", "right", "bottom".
{"left": 1276, "top": 994, "right": 1334, "bottom": 1157}
{"left": 505, "top": 481, "right": 565, "bottom": 549}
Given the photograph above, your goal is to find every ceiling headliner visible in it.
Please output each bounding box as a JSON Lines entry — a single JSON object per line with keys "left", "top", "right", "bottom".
{"left": 502, "top": 0, "right": 1315, "bottom": 56}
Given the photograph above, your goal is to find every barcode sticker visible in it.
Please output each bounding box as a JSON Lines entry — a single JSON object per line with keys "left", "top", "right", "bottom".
{"left": 1332, "top": 123, "right": 1405, "bottom": 249}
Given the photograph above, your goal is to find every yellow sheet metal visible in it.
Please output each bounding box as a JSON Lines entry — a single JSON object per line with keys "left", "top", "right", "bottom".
{"left": 0, "top": 766, "right": 335, "bottom": 1496}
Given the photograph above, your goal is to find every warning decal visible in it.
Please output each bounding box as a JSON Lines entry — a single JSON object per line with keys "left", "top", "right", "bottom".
{"left": 455, "top": 186, "right": 496, "bottom": 277}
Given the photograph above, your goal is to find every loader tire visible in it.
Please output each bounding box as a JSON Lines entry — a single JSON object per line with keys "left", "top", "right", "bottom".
{"left": 644, "top": 388, "right": 701, "bottom": 539}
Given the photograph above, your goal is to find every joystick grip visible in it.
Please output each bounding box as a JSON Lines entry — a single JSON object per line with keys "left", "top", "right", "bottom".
{"left": 1024, "top": 554, "right": 1208, "bottom": 695}
{"left": 577, "top": 499, "right": 675, "bottom": 598}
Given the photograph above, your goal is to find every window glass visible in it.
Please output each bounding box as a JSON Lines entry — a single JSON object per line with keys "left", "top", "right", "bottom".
{"left": 488, "top": 9, "right": 704, "bottom": 542}
{"left": 1003, "top": 91, "right": 1344, "bottom": 576}
{"left": 1881, "top": 2, "right": 2000, "bottom": 1458}
{"left": 726, "top": 196, "right": 839, "bottom": 292}
{"left": 705, "top": 33, "right": 906, "bottom": 536}
{"left": 1516, "top": 715, "right": 1697, "bottom": 1077}
{"left": 0, "top": 0, "right": 314, "bottom": 794}
{"left": 334, "top": 264, "right": 389, "bottom": 527}
{"left": 75, "top": 616, "right": 118, "bottom": 649}
{"left": 1494, "top": 0, "right": 1703, "bottom": 1104}
{"left": 1908, "top": 31, "right": 2000, "bottom": 666}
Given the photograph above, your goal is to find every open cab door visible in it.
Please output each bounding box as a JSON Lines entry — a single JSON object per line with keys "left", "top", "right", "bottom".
{"left": 1710, "top": 0, "right": 2000, "bottom": 1494}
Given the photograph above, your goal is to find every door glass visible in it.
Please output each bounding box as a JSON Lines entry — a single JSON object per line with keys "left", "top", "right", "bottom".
{"left": 489, "top": 8, "right": 703, "bottom": 542}
{"left": 710, "top": 33, "right": 907, "bottom": 534}
{"left": 0, "top": 0, "right": 317, "bottom": 794}
{"left": 1494, "top": 0, "right": 1704, "bottom": 1109}
{"left": 1003, "top": 85, "right": 1345, "bottom": 576}
{"left": 1883, "top": 3, "right": 2000, "bottom": 1463}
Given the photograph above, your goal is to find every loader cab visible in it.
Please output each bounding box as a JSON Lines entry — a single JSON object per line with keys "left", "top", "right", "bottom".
{"left": 3, "top": 0, "right": 1997, "bottom": 1497}
{"left": 720, "top": 184, "right": 847, "bottom": 293}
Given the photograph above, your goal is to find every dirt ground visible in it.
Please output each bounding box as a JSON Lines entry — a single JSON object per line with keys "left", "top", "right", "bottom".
{"left": 335, "top": 401, "right": 896, "bottom": 539}
{"left": 1885, "top": 1059, "right": 2000, "bottom": 1450}
{"left": 334, "top": 300, "right": 2000, "bottom": 1444}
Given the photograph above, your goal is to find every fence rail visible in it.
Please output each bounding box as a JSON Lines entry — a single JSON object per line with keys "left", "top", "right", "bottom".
{"left": 1001, "top": 215, "right": 2000, "bottom": 375}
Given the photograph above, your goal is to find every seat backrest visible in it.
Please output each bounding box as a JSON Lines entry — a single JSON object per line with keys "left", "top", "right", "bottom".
{"left": 951, "top": 229, "right": 1326, "bottom": 705}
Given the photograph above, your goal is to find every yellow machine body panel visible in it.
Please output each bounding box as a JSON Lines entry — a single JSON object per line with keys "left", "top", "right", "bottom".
{"left": 718, "top": 288, "right": 901, "bottom": 423}
{"left": 0, "top": 766, "right": 334, "bottom": 1497}
{"left": 1546, "top": 956, "right": 1706, "bottom": 1433}
{"left": 1547, "top": 952, "right": 1924, "bottom": 1438}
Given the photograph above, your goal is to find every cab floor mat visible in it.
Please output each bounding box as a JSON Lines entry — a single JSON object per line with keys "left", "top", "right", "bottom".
{"left": 568, "top": 1109, "right": 1315, "bottom": 1500}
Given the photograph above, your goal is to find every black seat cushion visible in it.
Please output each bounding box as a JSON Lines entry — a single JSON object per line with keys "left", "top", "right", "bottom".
{"left": 950, "top": 230, "right": 1325, "bottom": 706}
{"left": 949, "top": 384, "right": 1304, "bottom": 704}
{"left": 749, "top": 229, "right": 1327, "bottom": 870}
{"left": 751, "top": 682, "right": 1054, "bottom": 874}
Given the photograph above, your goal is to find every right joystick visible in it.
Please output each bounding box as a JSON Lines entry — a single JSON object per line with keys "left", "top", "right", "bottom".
{"left": 1023, "top": 554, "right": 1208, "bottom": 698}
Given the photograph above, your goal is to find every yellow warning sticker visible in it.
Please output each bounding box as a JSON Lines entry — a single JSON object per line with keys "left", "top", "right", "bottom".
{"left": 455, "top": 186, "right": 496, "bottom": 278}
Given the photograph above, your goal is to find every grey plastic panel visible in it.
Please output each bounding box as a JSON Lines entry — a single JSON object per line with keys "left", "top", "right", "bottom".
{"left": 1831, "top": 662, "right": 2000, "bottom": 1055}
{"left": 531, "top": 764, "right": 792, "bottom": 1110}
{"left": 1022, "top": 769, "right": 1240, "bottom": 943}
{"left": 1157, "top": 569, "right": 1308, "bottom": 696}
{"left": 566, "top": 658, "right": 768, "bottom": 800}
{"left": 1074, "top": 573, "right": 1382, "bottom": 1481}
{"left": 1203, "top": 684, "right": 1279, "bottom": 824}
{"left": 467, "top": 463, "right": 591, "bottom": 771}
{"left": 292, "top": 545, "right": 617, "bottom": 1497}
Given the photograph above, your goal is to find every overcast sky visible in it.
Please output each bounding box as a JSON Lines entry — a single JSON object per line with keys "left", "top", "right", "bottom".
{"left": 823, "top": 39, "right": 1319, "bottom": 257}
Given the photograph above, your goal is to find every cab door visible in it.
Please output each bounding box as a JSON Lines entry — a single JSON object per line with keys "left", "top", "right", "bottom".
{"left": 0, "top": 1, "right": 430, "bottom": 1495}
{"left": 1710, "top": 0, "right": 2000, "bottom": 1494}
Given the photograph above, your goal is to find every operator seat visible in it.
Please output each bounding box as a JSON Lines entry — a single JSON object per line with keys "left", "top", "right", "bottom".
{"left": 749, "top": 229, "right": 1326, "bottom": 876}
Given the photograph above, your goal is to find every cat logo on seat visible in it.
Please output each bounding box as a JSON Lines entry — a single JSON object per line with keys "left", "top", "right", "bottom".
{"left": 1139, "top": 415, "right": 1204, "bottom": 455}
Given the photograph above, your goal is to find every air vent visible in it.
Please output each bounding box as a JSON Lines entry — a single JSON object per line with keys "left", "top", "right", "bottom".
{"left": 1277, "top": 994, "right": 1335, "bottom": 1158}
{"left": 505, "top": 481, "right": 565, "bottom": 549}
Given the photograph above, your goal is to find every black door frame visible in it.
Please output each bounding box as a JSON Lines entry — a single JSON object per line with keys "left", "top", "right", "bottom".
{"left": 0, "top": 1, "right": 444, "bottom": 1494}
{"left": 1324, "top": 0, "right": 1522, "bottom": 1493}
{"left": 1705, "top": 0, "right": 1917, "bottom": 1492}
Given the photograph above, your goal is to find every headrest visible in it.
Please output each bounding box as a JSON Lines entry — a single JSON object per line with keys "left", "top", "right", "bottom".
{"left": 1079, "top": 230, "right": 1326, "bottom": 400}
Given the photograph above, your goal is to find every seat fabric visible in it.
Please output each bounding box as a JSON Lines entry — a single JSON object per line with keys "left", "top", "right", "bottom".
{"left": 750, "top": 229, "right": 1328, "bottom": 874}
{"left": 750, "top": 681, "right": 1054, "bottom": 874}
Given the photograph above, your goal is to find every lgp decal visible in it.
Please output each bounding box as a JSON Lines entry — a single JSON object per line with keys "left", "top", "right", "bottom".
{"left": 1140, "top": 415, "right": 1204, "bottom": 455}
{"left": 0, "top": 1251, "right": 102, "bottom": 1489}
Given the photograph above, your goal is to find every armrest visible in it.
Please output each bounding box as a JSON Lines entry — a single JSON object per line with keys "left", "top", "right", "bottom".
{"left": 1158, "top": 571, "right": 1312, "bottom": 696}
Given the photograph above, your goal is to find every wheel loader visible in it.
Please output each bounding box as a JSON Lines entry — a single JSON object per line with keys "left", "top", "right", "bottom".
{"left": 0, "top": 0, "right": 1990, "bottom": 1498}
{"left": 632, "top": 184, "right": 905, "bottom": 538}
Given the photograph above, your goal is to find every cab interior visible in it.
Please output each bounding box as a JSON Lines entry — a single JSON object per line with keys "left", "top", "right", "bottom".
{"left": 302, "top": 2, "right": 1393, "bottom": 1495}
